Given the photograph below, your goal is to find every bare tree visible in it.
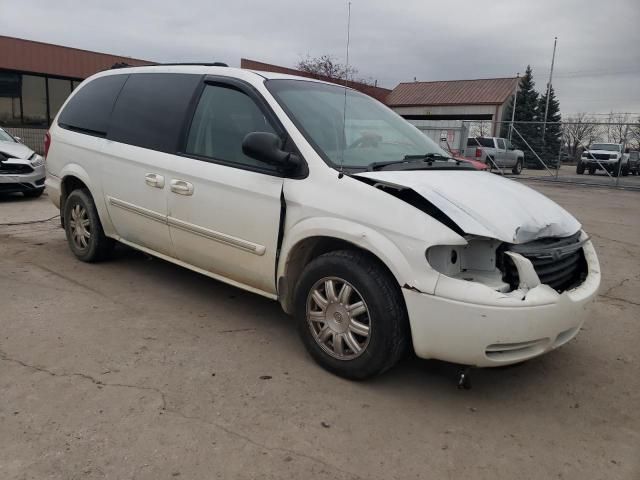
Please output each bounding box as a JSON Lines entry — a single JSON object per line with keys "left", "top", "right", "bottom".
{"left": 296, "top": 54, "right": 373, "bottom": 85}
{"left": 630, "top": 117, "right": 640, "bottom": 150}
{"left": 606, "top": 112, "right": 633, "bottom": 144}
{"left": 562, "top": 113, "right": 597, "bottom": 160}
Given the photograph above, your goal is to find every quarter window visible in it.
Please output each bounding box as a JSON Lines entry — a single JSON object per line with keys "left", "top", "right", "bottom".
{"left": 58, "top": 74, "right": 128, "bottom": 135}
{"left": 496, "top": 138, "right": 505, "bottom": 149}
{"left": 186, "top": 84, "right": 278, "bottom": 170}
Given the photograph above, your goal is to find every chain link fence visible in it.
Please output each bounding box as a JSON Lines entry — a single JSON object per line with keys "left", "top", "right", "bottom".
{"left": 0, "top": 126, "right": 48, "bottom": 155}
{"left": 436, "top": 120, "right": 640, "bottom": 188}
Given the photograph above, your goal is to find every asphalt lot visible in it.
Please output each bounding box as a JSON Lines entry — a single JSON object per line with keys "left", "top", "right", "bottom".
{"left": 1, "top": 182, "right": 639, "bottom": 480}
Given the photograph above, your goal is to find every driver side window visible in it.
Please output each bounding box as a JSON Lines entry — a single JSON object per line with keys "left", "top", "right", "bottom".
{"left": 496, "top": 138, "right": 506, "bottom": 150}
{"left": 186, "top": 84, "right": 278, "bottom": 171}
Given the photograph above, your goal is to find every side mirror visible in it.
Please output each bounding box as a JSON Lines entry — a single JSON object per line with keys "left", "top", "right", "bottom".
{"left": 14, "top": 136, "right": 22, "bottom": 142}
{"left": 242, "top": 132, "right": 301, "bottom": 170}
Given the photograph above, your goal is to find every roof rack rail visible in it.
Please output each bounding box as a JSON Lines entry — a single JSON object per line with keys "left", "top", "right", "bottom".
{"left": 110, "top": 62, "right": 229, "bottom": 70}
{"left": 157, "top": 62, "right": 229, "bottom": 67}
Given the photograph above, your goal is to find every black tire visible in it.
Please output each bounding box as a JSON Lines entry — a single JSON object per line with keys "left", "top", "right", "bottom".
{"left": 621, "top": 165, "right": 629, "bottom": 177}
{"left": 23, "top": 187, "right": 44, "bottom": 198}
{"left": 512, "top": 158, "right": 523, "bottom": 175}
{"left": 588, "top": 166, "right": 596, "bottom": 175}
{"left": 576, "top": 162, "right": 585, "bottom": 174}
{"left": 63, "top": 189, "right": 114, "bottom": 262}
{"left": 294, "top": 250, "right": 409, "bottom": 380}
{"left": 485, "top": 156, "right": 494, "bottom": 171}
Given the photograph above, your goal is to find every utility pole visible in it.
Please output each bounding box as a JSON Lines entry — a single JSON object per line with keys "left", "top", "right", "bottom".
{"left": 509, "top": 72, "right": 520, "bottom": 143}
{"left": 542, "top": 36, "right": 558, "bottom": 141}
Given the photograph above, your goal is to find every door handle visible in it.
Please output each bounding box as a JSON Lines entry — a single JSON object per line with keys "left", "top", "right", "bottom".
{"left": 170, "top": 179, "right": 194, "bottom": 196}
{"left": 145, "top": 173, "right": 165, "bottom": 188}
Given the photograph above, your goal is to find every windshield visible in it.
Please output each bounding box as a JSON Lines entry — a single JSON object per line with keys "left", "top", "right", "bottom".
{"left": 590, "top": 144, "right": 620, "bottom": 152}
{"left": 0, "top": 128, "right": 16, "bottom": 143}
{"left": 266, "top": 79, "right": 451, "bottom": 169}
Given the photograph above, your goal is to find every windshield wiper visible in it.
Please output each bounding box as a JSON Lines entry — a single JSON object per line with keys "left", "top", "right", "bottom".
{"left": 403, "top": 153, "right": 452, "bottom": 161}
{"left": 368, "top": 153, "right": 457, "bottom": 171}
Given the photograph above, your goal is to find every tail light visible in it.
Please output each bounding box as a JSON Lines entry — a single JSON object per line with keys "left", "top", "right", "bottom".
{"left": 44, "top": 131, "right": 51, "bottom": 158}
{"left": 475, "top": 148, "right": 482, "bottom": 158}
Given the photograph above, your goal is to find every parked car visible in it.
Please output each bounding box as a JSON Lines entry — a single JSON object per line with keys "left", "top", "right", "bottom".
{"left": 627, "top": 150, "right": 640, "bottom": 175}
{"left": 463, "top": 136, "right": 524, "bottom": 174}
{"left": 576, "top": 143, "right": 630, "bottom": 176}
{"left": 0, "top": 126, "right": 46, "bottom": 197}
{"left": 45, "top": 66, "right": 600, "bottom": 379}
{"left": 454, "top": 156, "right": 489, "bottom": 171}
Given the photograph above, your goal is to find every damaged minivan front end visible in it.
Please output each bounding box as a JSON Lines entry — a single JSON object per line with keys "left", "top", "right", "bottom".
{"left": 355, "top": 170, "right": 601, "bottom": 367}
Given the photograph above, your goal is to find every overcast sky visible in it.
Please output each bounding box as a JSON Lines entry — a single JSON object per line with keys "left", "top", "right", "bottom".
{"left": 3, "top": 0, "right": 639, "bottom": 116}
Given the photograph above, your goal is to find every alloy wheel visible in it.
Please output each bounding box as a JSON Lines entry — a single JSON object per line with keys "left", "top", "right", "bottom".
{"left": 306, "top": 277, "right": 371, "bottom": 360}
{"left": 68, "top": 203, "right": 91, "bottom": 250}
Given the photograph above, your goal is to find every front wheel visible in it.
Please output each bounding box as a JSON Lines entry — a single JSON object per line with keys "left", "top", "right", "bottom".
{"left": 576, "top": 162, "right": 585, "bottom": 174}
{"left": 294, "top": 250, "right": 409, "bottom": 380}
{"left": 512, "top": 158, "right": 523, "bottom": 175}
{"left": 63, "top": 189, "right": 114, "bottom": 262}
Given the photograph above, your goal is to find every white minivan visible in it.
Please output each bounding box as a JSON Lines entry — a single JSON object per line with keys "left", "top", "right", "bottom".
{"left": 45, "top": 65, "right": 600, "bottom": 379}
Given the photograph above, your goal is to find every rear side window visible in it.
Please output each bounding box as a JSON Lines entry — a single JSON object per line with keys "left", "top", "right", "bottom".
{"left": 58, "top": 75, "right": 127, "bottom": 136}
{"left": 185, "top": 84, "right": 278, "bottom": 171}
{"left": 475, "top": 137, "right": 495, "bottom": 148}
{"left": 496, "top": 138, "right": 505, "bottom": 149}
{"left": 108, "top": 73, "right": 201, "bottom": 153}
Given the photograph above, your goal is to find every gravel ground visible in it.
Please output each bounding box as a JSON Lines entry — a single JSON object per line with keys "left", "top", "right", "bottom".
{"left": 0, "top": 182, "right": 638, "bottom": 480}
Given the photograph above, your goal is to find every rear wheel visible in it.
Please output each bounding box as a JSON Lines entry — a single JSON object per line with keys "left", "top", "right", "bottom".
{"left": 63, "top": 189, "right": 114, "bottom": 262}
{"left": 485, "top": 156, "right": 494, "bottom": 171}
{"left": 512, "top": 158, "right": 523, "bottom": 175}
{"left": 588, "top": 166, "right": 596, "bottom": 175}
{"left": 294, "top": 250, "right": 409, "bottom": 380}
{"left": 576, "top": 162, "right": 585, "bottom": 174}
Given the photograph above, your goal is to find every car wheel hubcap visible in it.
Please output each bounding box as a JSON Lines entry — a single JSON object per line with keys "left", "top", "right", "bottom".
{"left": 306, "top": 277, "right": 371, "bottom": 360}
{"left": 68, "top": 204, "right": 91, "bottom": 250}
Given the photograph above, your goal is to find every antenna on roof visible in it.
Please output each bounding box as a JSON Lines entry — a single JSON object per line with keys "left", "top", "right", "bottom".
{"left": 338, "top": 1, "right": 352, "bottom": 179}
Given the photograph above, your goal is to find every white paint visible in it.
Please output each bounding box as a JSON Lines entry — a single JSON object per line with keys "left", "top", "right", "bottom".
{"left": 356, "top": 170, "right": 581, "bottom": 243}
{"left": 44, "top": 65, "right": 600, "bottom": 370}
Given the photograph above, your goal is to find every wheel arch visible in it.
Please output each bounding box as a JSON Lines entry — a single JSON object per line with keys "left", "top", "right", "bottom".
{"left": 277, "top": 221, "right": 416, "bottom": 314}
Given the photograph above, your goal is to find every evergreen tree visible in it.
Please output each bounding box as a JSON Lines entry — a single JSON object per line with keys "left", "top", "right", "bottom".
{"left": 500, "top": 66, "right": 540, "bottom": 153}
{"left": 538, "top": 85, "right": 562, "bottom": 162}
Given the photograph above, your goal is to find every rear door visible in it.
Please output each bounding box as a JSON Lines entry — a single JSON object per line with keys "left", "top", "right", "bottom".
{"left": 101, "top": 72, "right": 202, "bottom": 257}
{"left": 495, "top": 138, "right": 509, "bottom": 166}
{"left": 166, "top": 78, "right": 286, "bottom": 296}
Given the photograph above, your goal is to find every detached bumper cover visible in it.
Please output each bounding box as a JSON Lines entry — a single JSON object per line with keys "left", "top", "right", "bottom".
{"left": 404, "top": 238, "right": 600, "bottom": 367}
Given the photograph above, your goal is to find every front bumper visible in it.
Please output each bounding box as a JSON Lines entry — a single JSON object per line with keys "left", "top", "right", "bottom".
{"left": 583, "top": 159, "right": 617, "bottom": 170}
{"left": 0, "top": 163, "right": 46, "bottom": 194}
{"left": 404, "top": 238, "right": 601, "bottom": 367}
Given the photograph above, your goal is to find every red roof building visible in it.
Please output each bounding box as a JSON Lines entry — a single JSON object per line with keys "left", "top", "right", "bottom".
{"left": 240, "top": 58, "right": 392, "bottom": 103}
{"left": 386, "top": 77, "right": 519, "bottom": 136}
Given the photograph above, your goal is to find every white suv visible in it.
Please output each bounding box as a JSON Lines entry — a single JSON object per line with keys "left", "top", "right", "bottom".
{"left": 45, "top": 65, "right": 600, "bottom": 379}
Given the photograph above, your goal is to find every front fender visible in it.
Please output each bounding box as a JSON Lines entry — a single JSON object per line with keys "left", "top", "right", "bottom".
{"left": 278, "top": 216, "right": 446, "bottom": 295}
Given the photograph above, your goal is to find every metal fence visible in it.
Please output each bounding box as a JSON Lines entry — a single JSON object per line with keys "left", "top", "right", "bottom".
{"left": 1, "top": 126, "right": 48, "bottom": 155}
{"left": 438, "top": 120, "right": 640, "bottom": 189}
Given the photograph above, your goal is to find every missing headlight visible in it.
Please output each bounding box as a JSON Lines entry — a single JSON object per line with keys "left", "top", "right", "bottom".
{"left": 426, "top": 237, "right": 511, "bottom": 292}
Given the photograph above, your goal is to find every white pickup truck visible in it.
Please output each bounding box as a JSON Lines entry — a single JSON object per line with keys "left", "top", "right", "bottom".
{"left": 577, "top": 143, "right": 630, "bottom": 177}
{"left": 464, "top": 136, "right": 525, "bottom": 174}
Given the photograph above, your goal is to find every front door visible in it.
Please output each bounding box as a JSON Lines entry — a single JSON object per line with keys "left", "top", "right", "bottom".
{"left": 167, "top": 81, "right": 285, "bottom": 295}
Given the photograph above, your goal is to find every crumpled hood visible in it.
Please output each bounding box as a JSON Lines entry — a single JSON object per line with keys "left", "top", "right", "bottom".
{"left": 356, "top": 170, "right": 581, "bottom": 244}
{"left": 0, "top": 141, "right": 34, "bottom": 160}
